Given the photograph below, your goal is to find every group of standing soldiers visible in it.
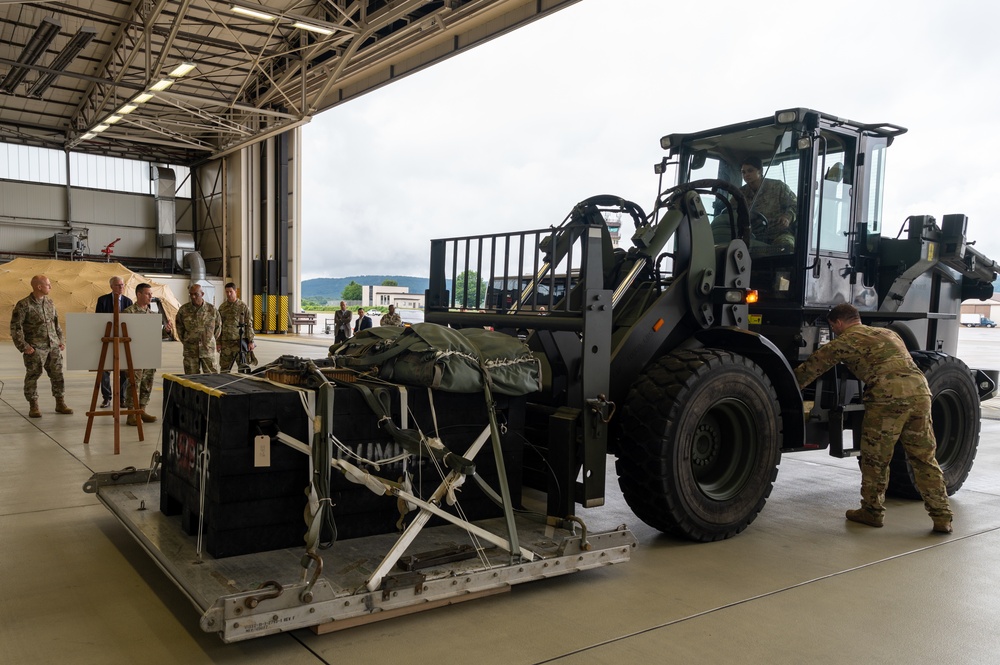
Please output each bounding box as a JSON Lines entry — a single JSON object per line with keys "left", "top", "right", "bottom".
{"left": 9, "top": 275, "right": 255, "bottom": 423}
{"left": 175, "top": 281, "right": 255, "bottom": 374}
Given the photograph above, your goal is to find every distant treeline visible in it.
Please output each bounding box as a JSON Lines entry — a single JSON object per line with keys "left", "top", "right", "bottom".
{"left": 302, "top": 275, "right": 430, "bottom": 301}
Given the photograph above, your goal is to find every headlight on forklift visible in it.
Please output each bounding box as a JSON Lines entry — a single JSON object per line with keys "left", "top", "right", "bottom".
{"left": 713, "top": 288, "right": 754, "bottom": 304}
{"left": 775, "top": 109, "right": 800, "bottom": 124}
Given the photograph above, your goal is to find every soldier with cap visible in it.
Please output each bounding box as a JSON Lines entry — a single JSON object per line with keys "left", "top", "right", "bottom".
{"left": 175, "top": 284, "right": 222, "bottom": 374}
{"left": 740, "top": 156, "right": 797, "bottom": 251}
{"left": 10, "top": 274, "right": 73, "bottom": 418}
{"left": 218, "top": 282, "right": 255, "bottom": 372}
{"left": 794, "top": 303, "right": 952, "bottom": 534}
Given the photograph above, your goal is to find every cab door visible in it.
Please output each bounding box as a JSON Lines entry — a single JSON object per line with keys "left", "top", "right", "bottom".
{"left": 802, "top": 130, "right": 876, "bottom": 309}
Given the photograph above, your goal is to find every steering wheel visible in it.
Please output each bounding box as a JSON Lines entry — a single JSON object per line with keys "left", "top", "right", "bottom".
{"left": 750, "top": 211, "right": 769, "bottom": 240}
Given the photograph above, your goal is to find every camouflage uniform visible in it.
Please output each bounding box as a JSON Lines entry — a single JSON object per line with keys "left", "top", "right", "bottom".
{"left": 741, "top": 178, "right": 797, "bottom": 250}
{"left": 175, "top": 301, "right": 222, "bottom": 374}
{"left": 380, "top": 311, "right": 403, "bottom": 326}
{"left": 122, "top": 302, "right": 157, "bottom": 409}
{"left": 10, "top": 294, "right": 65, "bottom": 401}
{"left": 218, "top": 299, "right": 254, "bottom": 372}
{"left": 334, "top": 308, "right": 353, "bottom": 343}
{"left": 795, "top": 324, "right": 951, "bottom": 522}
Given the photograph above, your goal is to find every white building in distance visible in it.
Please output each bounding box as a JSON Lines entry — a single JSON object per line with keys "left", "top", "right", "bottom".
{"left": 361, "top": 284, "right": 425, "bottom": 309}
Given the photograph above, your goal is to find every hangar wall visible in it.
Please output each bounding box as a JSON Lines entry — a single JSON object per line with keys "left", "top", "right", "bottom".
{"left": 0, "top": 125, "right": 303, "bottom": 330}
{"left": 0, "top": 177, "right": 193, "bottom": 267}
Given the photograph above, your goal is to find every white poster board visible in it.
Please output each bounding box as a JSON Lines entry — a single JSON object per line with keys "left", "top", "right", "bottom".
{"left": 64, "top": 313, "right": 162, "bottom": 371}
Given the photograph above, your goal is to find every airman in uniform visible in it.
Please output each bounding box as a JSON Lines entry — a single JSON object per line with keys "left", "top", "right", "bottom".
{"left": 380, "top": 304, "right": 403, "bottom": 327}
{"left": 740, "top": 156, "right": 797, "bottom": 251}
{"left": 122, "top": 283, "right": 163, "bottom": 425}
{"left": 795, "top": 303, "right": 952, "bottom": 533}
{"left": 175, "top": 284, "right": 222, "bottom": 374}
{"left": 9, "top": 275, "right": 73, "bottom": 418}
{"left": 217, "top": 282, "right": 255, "bottom": 372}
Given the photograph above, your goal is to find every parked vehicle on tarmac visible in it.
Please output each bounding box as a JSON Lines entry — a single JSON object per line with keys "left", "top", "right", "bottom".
{"left": 962, "top": 313, "right": 996, "bottom": 327}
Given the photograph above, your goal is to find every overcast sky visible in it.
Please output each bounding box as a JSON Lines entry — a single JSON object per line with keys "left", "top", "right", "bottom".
{"left": 301, "top": 0, "right": 1000, "bottom": 280}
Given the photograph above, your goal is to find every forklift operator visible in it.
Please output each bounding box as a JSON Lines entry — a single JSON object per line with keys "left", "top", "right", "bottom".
{"left": 740, "top": 156, "right": 796, "bottom": 251}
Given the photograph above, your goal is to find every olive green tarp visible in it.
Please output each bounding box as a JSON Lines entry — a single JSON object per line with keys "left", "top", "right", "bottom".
{"left": 331, "top": 322, "right": 542, "bottom": 396}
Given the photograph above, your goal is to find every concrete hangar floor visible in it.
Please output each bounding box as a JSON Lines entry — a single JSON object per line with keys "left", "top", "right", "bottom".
{"left": 1, "top": 330, "right": 999, "bottom": 664}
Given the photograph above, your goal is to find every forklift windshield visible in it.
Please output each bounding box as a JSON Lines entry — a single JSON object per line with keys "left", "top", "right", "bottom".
{"left": 680, "top": 125, "right": 801, "bottom": 259}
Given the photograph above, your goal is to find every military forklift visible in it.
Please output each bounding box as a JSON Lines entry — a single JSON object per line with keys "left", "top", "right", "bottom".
{"left": 426, "top": 107, "right": 998, "bottom": 542}
{"left": 84, "top": 109, "right": 998, "bottom": 640}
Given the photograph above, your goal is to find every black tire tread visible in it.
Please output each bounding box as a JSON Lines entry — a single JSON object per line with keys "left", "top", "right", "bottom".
{"left": 615, "top": 349, "right": 782, "bottom": 542}
{"left": 886, "top": 351, "right": 979, "bottom": 499}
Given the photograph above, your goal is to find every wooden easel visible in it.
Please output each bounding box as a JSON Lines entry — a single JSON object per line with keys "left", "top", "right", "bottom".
{"left": 84, "top": 300, "right": 144, "bottom": 453}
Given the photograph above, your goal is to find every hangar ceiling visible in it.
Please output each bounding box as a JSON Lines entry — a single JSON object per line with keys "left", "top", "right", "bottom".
{"left": 0, "top": 0, "right": 579, "bottom": 165}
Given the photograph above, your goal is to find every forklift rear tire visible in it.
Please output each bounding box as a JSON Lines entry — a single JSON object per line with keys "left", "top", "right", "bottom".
{"left": 616, "top": 349, "right": 782, "bottom": 542}
{"left": 887, "top": 352, "right": 980, "bottom": 499}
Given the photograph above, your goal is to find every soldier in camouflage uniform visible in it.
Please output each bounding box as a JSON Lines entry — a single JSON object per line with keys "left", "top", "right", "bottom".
{"left": 740, "top": 156, "right": 797, "bottom": 251}
{"left": 794, "top": 303, "right": 953, "bottom": 533}
{"left": 380, "top": 304, "right": 403, "bottom": 327}
{"left": 122, "top": 283, "right": 160, "bottom": 426}
{"left": 175, "top": 284, "right": 222, "bottom": 374}
{"left": 9, "top": 275, "right": 73, "bottom": 418}
{"left": 218, "top": 282, "right": 255, "bottom": 372}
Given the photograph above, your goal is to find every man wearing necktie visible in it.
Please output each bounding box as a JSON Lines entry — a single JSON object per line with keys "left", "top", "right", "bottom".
{"left": 96, "top": 275, "right": 133, "bottom": 408}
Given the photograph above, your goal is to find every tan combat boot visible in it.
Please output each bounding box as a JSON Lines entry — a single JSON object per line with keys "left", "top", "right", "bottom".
{"left": 55, "top": 397, "right": 73, "bottom": 415}
{"left": 932, "top": 518, "right": 953, "bottom": 534}
{"left": 28, "top": 400, "right": 41, "bottom": 418}
{"left": 845, "top": 508, "right": 883, "bottom": 528}
{"left": 126, "top": 414, "right": 137, "bottom": 426}
{"left": 140, "top": 411, "right": 158, "bottom": 423}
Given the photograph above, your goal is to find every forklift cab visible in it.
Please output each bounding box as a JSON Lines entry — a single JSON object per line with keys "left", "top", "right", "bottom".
{"left": 663, "top": 108, "right": 902, "bottom": 359}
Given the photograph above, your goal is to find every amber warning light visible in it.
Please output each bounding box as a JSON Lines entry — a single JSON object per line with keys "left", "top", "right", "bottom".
{"left": 745, "top": 290, "right": 759, "bottom": 304}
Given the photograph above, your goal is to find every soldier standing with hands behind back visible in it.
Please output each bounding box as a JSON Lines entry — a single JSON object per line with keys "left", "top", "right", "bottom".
{"left": 10, "top": 275, "right": 73, "bottom": 418}
{"left": 794, "top": 303, "right": 953, "bottom": 534}
{"left": 175, "top": 284, "right": 222, "bottom": 374}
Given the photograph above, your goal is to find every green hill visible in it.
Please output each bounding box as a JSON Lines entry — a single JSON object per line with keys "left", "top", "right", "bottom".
{"left": 302, "top": 276, "right": 429, "bottom": 301}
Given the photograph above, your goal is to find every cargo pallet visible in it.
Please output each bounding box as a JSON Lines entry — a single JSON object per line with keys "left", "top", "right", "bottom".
{"left": 85, "top": 469, "right": 635, "bottom": 642}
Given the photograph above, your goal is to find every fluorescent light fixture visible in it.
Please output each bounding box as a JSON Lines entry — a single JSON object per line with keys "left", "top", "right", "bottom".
{"left": 92, "top": 124, "right": 110, "bottom": 133}
{"left": 133, "top": 92, "right": 154, "bottom": 103}
{"left": 231, "top": 5, "right": 277, "bottom": 21}
{"left": 1, "top": 17, "right": 62, "bottom": 94}
{"left": 292, "top": 21, "right": 333, "bottom": 35}
{"left": 117, "top": 103, "right": 138, "bottom": 115}
{"left": 104, "top": 115, "right": 123, "bottom": 124}
{"left": 168, "top": 61, "right": 196, "bottom": 78}
{"left": 81, "top": 132, "right": 96, "bottom": 140}
{"left": 150, "top": 78, "right": 174, "bottom": 91}
{"left": 26, "top": 26, "right": 96, "bottom": 98}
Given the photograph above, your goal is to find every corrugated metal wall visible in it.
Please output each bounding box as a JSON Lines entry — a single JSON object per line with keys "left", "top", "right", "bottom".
{"left": 0, "top": 178, "right": 192, "bottom": 260}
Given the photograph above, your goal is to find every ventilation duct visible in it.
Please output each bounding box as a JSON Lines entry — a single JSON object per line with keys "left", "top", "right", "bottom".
{"left": 151, "top": 164, "right": 199, "bottom": 272}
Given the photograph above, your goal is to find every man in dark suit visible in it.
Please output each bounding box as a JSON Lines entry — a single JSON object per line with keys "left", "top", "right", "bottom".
{"left": 353, "top": 308, "right": 373, "bottom": 334}
{"left": 96, "top": 275, "right": 133, "bottom": 408}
